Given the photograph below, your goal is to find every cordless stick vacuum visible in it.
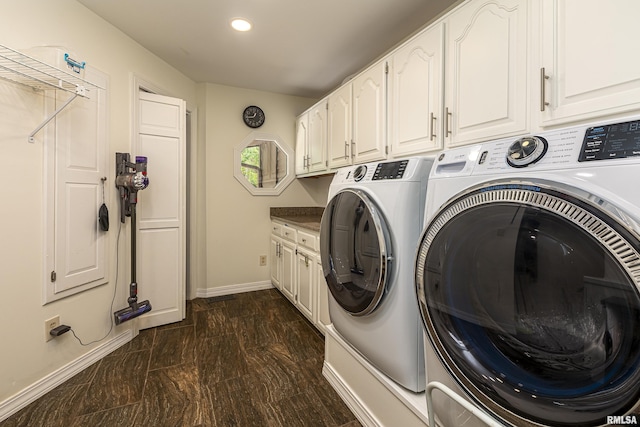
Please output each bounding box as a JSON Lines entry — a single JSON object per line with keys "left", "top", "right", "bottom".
{"left": 114, "top": 153, "right": 152, "bottom": 325}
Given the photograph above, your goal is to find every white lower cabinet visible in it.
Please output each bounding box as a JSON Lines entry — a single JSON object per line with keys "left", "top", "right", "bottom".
{"left": 296, "top": 249, "right": 315, "bottom": 321}
{"left": 270, "top": 220, "right": 327, "bottom": 333}
{"left": 315, "top": 254, "right": 331, "bottom": 334}
{"left": 280, "top": 241, "right": 296, "bottom": 302}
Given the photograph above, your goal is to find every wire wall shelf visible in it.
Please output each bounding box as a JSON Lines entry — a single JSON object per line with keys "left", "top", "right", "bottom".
{"left": 0, "top": 44, "right": 103, "bottom": 96}
{"left": 0, "top": 44, "right": 105, "bottom": 142}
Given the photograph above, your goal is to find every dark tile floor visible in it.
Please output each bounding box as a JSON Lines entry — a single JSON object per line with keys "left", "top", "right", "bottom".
{"left": 1, "top": 289, "right": 361, "bottom": 427}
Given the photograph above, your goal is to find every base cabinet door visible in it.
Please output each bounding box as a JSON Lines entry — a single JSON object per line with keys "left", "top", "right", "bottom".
{"left": 270, "top": 237, "right": 282, "bottom": 290}
{"left": 296, "top": 250, "right": 315, "bottom": 322}
{"left": 315, "top": 255, "right": 330, "bottom": 334}
{"left": 280, "top": 240, "right": 297, "bottom": 302}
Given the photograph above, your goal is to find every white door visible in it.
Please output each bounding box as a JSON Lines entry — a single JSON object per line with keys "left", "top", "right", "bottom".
{"left": 44, "top": 67, "right": 109, "bottom": 303}
{"left": 388, "top": 24, "right": 444, "bottom": 157}
{"left": 135, "top": 91, "right": 186, "bottom": 329}
{"left": 444, "top": 0, "right": 528, "bottom": 147}
{"left": 296, "top": 250, "right": 315, "bottom": 322}
{"left": 353, "top": 60, "right": 387, "bottom": 163}
{"left": 307, "top": 100, "right": 328, "bottom": 173}
{"left": 541, "top": 0, "right": 640, "bottom": 125}
{"left": 295, "top": 113, "right": 308, "bottom": 175}
{"left": 327, "top": 84, "right": 353, "bottom": 169}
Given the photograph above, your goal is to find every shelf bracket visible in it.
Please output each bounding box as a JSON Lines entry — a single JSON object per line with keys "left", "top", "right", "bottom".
{"left": 28, "top": 86, "right": 84, "bottom": 143}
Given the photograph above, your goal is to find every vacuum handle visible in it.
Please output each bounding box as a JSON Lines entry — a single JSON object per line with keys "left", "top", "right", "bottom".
{"left": 130, "top": 204, "right": 137, "bottom": 284}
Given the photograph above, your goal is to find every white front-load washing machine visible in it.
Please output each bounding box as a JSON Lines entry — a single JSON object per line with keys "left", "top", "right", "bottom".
{"left": 415, "top": 117, "right": 640, "bottom": 426}
{"left": 320, "top": 157, "right": 434, "bottom": 393}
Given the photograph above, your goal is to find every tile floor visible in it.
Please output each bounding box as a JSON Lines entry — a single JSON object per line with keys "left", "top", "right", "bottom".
{"left": 1, "top": 289, "right": 361, "bottom": 427}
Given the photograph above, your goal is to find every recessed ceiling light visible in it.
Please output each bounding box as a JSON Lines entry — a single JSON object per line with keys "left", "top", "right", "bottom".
{"left": 231, "top": 18, "right": 252, "bottom": 32}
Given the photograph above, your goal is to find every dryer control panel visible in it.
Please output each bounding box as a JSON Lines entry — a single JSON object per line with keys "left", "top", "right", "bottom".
{"left": 372, "top": 160, "right": 408, "bottom": 180}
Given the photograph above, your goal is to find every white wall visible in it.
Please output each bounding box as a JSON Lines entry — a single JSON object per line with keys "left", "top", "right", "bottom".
{"left": 0, "top": 0, "right": 332, "bottom": 412}
{"left": 0, "top": 0, "right": 333, "bottom": 412}
{"left": 203, "top": 83, "right": 330, "bottom": 292}
{"left": 0, "top": 0, "right": 199, "bottom": 407}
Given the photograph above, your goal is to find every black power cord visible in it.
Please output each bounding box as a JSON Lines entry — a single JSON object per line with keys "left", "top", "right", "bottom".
{"left": 70, "top": 219, "right": 122, "bottom": 346}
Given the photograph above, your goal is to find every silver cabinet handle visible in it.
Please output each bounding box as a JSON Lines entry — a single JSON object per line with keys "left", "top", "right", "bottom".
{"left": 430, "top": 112, "right": 436, "bottom": 141}
{"left": 445, "top": 107, "right": 452, "bottom": 136}
{"left": 540, "top": 67, "right": 550, "bottom": 112}
{"left": 351, "top": 139, "right": 355, "bottom": 159}
{"left": 344, "top": 141, "right": 348, "bottom": 159}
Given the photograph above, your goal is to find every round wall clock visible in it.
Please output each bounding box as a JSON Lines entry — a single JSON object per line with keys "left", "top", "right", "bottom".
{"left": 242, "top": 105, "right": 265, "bottom": 128}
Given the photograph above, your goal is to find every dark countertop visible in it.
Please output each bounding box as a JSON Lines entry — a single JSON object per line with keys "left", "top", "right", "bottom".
{"left": 270, "top": 207, "right": 324, "bottom": 232}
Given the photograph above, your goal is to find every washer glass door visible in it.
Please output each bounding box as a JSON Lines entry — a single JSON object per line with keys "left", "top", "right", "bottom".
{"left": 416, "top": 181, "right": 640, "bottom": 427}
{"left": 321, "top": 189, "right": 391, "bottom": 316}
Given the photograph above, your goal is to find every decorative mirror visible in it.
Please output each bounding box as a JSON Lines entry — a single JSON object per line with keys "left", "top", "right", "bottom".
{"left": 234, "top": 132, "right": 295, "bottom": 196}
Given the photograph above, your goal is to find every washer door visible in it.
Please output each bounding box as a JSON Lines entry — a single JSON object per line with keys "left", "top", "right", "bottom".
{"left": 416, "top": 180, "right": 640, "bottom": 427}
{"left": 321, "top": 189, "right": 391, "bottom": 316}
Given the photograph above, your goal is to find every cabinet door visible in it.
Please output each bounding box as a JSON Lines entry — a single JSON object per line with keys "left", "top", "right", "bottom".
{"left": 328, "top": 84, "right": 353, "bottom": 169}
{"left": 353, "top": 61, "right": 388, "bottom": 163}
{"left": 389, "top": 24, "right": 444, "bottom": 157}
{"left": 280, "top": 241, "right": 297, "bottom": 302}
{"left": 295, "top": 113, "right": 308, "bottom": 175}
{"left": 307, "top": 101, "right": 328, "bottom": 173}
{"left": 541, "top": 0, "right": 640, "bottom": 125}
{"left": 270, "top": 237, "right": 282, "bottom": 290}
{"left": 296, "top": 251, "right": 315, "bottom": 322}
{"left": 445, "top": 0, "right": 528, "bottom": 147}
{"left": 315, "top": 256, "right": 330, "bottom": 334}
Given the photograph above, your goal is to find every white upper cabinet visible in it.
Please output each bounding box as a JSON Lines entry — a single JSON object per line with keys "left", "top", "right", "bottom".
{"left": 444, "top": 0, "right": 528, "bottom": 147}
{"left": 388, "top": 24, "right": 444, "bottom": 157}
{"left": 327, "top": 83, "right": 353, "bottom": 169}
{"left": 352, "top": 60, "right": 388, "bottom": 163}
{"left": 540, "top": 0, "right": 640, "bottom": 126}
{"left": 295, "top": 112, "right": 308, "bottom": 176}
{"left": 307, "top": 100, "right": 328, "bottom": 172}
{"left": 296, "top": 100, "right": 328, "bottom": 176}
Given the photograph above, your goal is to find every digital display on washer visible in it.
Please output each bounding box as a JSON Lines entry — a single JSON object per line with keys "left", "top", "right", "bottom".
{"left": 372, "top": 160, "right": 408, "bottom": 180}
{"left": 579, "top": 119, "right": 640, "bottom": 161}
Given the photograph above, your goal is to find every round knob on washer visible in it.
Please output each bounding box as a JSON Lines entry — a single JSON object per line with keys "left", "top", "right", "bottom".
{"left": 506, "top": 136, "right": 548, "bottom": 168}
{"left": 353, "top": 165, "right": 367, "bottom": 181}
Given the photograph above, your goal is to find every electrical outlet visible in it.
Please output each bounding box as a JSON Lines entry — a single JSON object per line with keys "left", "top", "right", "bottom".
{"left": 259, "top": 255, "right": 267, "bottom": 266}
{"left": 45, "top": 316, "right": 60, "bottom": 342}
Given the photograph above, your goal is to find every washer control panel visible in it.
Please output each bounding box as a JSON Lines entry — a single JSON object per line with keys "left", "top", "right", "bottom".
{"left": 579, "top": 119, "right": 640, "bottom": 161}
{"left": 372, "top": 160, "right": 409, "bottom": 180}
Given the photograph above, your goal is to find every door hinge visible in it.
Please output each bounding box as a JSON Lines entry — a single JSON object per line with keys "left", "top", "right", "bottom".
{"left": 50, "top": 271, "right": 57, "bottom": 282}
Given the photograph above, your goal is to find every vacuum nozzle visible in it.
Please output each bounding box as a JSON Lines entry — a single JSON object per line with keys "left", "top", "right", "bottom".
{"left": 114, "top": 300, "right": 152, "bottom": 325}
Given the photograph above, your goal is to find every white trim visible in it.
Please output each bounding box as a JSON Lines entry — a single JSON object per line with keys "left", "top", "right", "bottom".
{"left": 195, "top": 281, "right": 273, "bottom": 299}
{"left": 322, "top": 361, "right": 381, "bottom": 427}
{"left": 0, "top": 329, "right": 133, "bottom": 423}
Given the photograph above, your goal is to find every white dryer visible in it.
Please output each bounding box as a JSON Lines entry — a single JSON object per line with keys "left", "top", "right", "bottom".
{"left": 415, "top": 118, "right": 640, "bottom": 426}
{"left": 320, "top": 157, "right": 434, "bottom": 392}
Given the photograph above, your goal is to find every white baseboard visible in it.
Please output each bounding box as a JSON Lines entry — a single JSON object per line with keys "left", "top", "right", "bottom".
{"left": 195, "top": 280, "right": 273, "bottom": 299}
{"left": 323, "top": 361, "right": 381, "bottom": 427}
{"left": 0, "top": 329, "right": 133, "bottom": 423}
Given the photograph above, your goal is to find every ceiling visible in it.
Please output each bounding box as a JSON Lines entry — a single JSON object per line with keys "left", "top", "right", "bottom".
{"left": 76, "top": 0, "right": 460, "bottom": 99}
